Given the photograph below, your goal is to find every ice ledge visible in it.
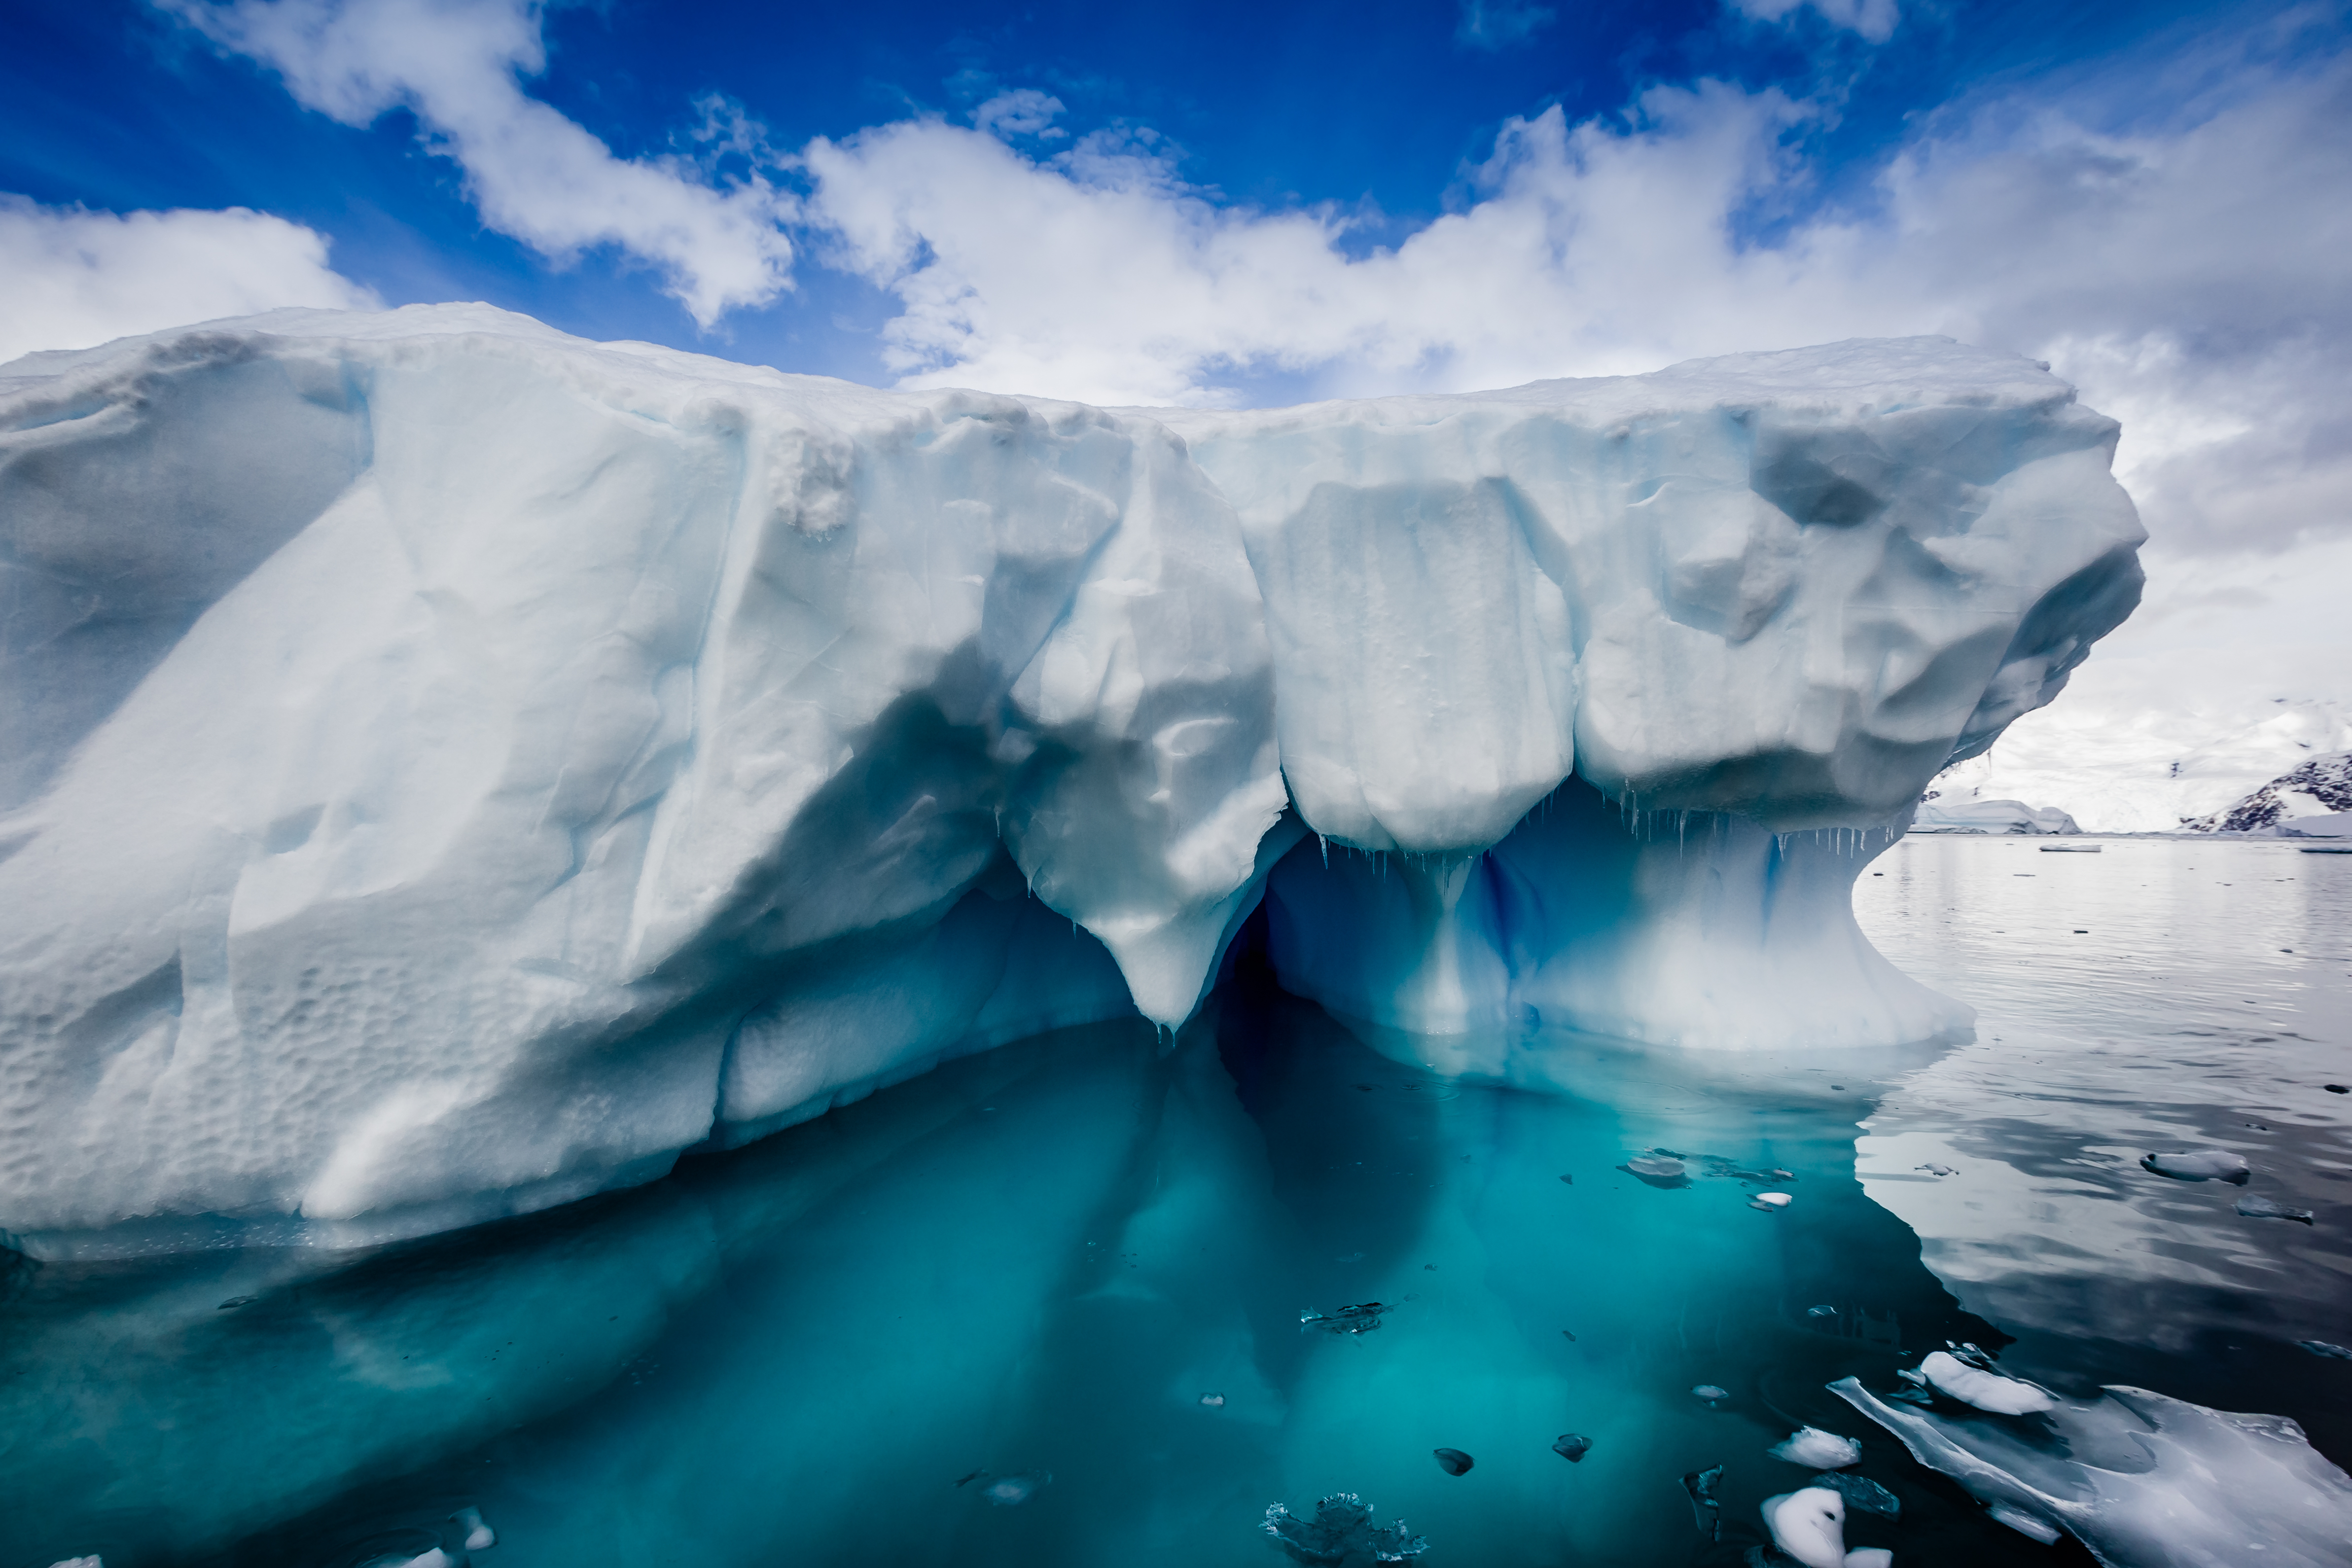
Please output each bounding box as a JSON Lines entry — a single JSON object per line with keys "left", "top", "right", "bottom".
{"left": 0, "top": 307, "right": 2141, "bottom": 1249}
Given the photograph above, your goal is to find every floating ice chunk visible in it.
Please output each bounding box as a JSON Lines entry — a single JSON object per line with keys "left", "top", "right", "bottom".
{"left": 1762, "top": 1487, "right": 1892, "bottom": 1568}
{"left": 1694, "top": 1384, "right": 1731, "bottom": 1402}
{"left": 1834, "top": 1374, "right": 2352, "bottom": 1567}
{"left": 1432, "top": 1448, "right": 1475, "bottom": 1476}
{"left": 451, "top": 1507, "right": 496, "bottom": 1552}
{"left": 1808, "top": 1305, "right": 1838, "bottom": 1318}
{"left": 2237, "top": 1195, "right": 2315, "bottom": 1223}
{"left": 1683, "top": 1464, "right": 1725, "bottom": 1538}
{"left": 1809, "top": 1471, "right": 1899, "bottom": 1518}
{"left": 1771, "top": 1426, "right": 1863, "bottom": 1468}
{"left": 1917, "top": 1351, "right": 2055, "bottom": 1415}
{"left": 1300, "top": 1302, "right": 1391, "bottom": 1335}
{"left": 46, "top": 1559, "right": 102, "bottom": 1568}
{"left": 1263, "top": 1494, "right": 1428, "bottom": 1562}
{"left": 1552, "top": 1433, "right": 1592, "bottom": 1462}
{"left": 979, "top": 1472, "right": 1050, "bottom": 1507}
{"left": 2141, "top": 1150, "right": 2252, "bottom": 1184}
{"left": 1751, "top": 1192, "right": 1794, "bottom": 1211}
{"left": 1624, "top": 1154, "right": 1689, "bottom": 1187}
{"left": 1199, "top": 1392, "right": 1226, "bottom": 1407}
{"left": 2299, "top": 1340, "right": 2352, "bottom": 1360}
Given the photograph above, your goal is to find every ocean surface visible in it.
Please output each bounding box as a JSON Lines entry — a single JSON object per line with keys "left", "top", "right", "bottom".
{"left": 3, "top": 836, "right": 2347, "bottom": 1568}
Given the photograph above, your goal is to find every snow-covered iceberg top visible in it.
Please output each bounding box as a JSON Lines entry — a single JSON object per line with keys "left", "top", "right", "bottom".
{"left": 0, "top": 306, "right": 2143, "bottom": 1252}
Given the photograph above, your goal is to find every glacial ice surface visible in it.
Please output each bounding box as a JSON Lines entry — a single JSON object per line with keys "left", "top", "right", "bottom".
{"left": 0, "top": 306, "right": 2143, "bottom": 1250}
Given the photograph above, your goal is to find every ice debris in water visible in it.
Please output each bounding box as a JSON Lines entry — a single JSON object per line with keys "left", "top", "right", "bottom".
{"left": 1911, "top": 1350, "right": 2055, "bottom": 1415}
{"left": 1914, "top": 1164, "right": 1958, "bottom": 1177}
{"left": 1263, "top": 1494, "right": 1429, "bottom": 1563}
{"left": 46, "top": 1560, "right": 102, "bottom": 1568}
{"left": 1751, "top": 1192, "right": 1794, "bottom": 1211}
{"left": 1684, "top": 1464, "right": 1726, "bottom": 1538}
{"left": 1694, "top": 1384, "right": 1731, "bottom": 1403}
{"left": 979, "top": 1472, "right": 1050, "bottom": 1507}
{"left": 1834, "top": 1374, "right": 2352, "bottom": 1566}
{"left": 1200, "top": 1392, "right": 1227, "bottom": 1407}
{"left": 1809, "top": 1471, "right": 1900, "bottom": 1519}
{"left": 2299, "top": 1340, "right": 2352, "bottom": 1359}
{"left": 1762, "top": 1487, "right": 1893, "bottom": 1568}
{"left": 1432, "top": 1448, "right": 1475, "bottom": 1476}
{"left": 1301, "top": 1302, "right": 1392, "bottom": 1335}
{"left": 1552, "top": 1433, "right": 1593, "bottom": 1462}
{"left": 1771, "top": 1426, "right": 1863, "bottom": 1469}
{"left": 1624, "top": 1154, "right": 1689, "bottom": 1186}
{"left": 452, "top": 1508, "right": 496, "bottom": 1552}
{"left": 2237, "top": 1195, "right": 2315, "bottom": 1223}
{"left": 2141, "top": 1150, "right": 2252, "bottom": 1184}
{"left": 1808, "top": 1305, "right": 1838, "bottom": 1318}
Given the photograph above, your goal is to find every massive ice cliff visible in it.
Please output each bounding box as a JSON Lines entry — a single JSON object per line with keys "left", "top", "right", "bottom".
{"left": 0, "top": 306, "right": 2143, "bottom": 1253}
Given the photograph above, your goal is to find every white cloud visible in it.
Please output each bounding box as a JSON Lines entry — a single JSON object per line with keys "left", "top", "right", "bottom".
{"left": 1730, "top": 0, "right": 1900, "bottom": 43}
{"left": 971, "top": 89, "right": 1068, "bottom": 141}
{"left": 0, "top": 195, "right": 376, "bottom": 364}
{"left": 1457, "top": 0, "right": 1557, "bottom": 50}
{"left": 160, "top": 0, "right": 796, "bottom": 326}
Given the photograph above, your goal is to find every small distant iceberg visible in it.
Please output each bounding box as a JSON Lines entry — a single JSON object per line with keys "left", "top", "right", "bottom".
{"left": 1833, "top": 1375, "right": 2352, "bottom": 1566}
{"left": 1912, "top": 794, "right": 2081, "bottom": 835}
{"left": 2141, "top": 1150, "right": 2252, "bottom": 1184}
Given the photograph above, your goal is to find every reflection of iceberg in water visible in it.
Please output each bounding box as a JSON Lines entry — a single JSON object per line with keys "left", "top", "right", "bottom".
{"left": 1833, "top": 1375, "right": 2352, "bottom": 1567}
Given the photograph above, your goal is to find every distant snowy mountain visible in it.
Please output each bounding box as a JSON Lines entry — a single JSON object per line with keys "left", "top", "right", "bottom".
{"left": 2182, "top": 751, "right": 2352, "bottom": 833}
{"left": 1921, "top": 697, "right": 2352, "bottom": 833}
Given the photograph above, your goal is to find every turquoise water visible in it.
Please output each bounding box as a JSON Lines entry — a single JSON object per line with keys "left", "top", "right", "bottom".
{"left": 2, "top": 838, "right": 2347, "bottom": 1567}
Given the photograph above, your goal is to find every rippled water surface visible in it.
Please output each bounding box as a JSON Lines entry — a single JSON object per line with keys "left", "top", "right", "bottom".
{"left": 3, "top": 838, "right": 2347, "bottom": 1568}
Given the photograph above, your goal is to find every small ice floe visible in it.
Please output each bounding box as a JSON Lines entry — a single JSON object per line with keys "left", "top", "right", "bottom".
{"left": 1624, "top": 1153, "right": 1689, "bottom": 1187}
{"left": 979, "top": 1472, "right": 1050, "bottom": 1507}
{"left": 1300, "top": 1301, "right": 1391, "bottom": 1335}
{"left": 1750, "top": 1192, "right": 1793, "bottom": 1212}
{"left": 1770, "top": 1426, "right": 1862, "bottom": 1469}
{"left": 1682, "top": 1464, "right": 1724, "bottom": 1539}
{"left": 1694, "top": 1384, "right": 1731, "bottom": 1403}
{"left": 2299, "top": 1340, "right": 2352, "bottom": 1360}
{"left": 1432, "top": 1448, "right": 1474, "bottom": 1476}
{"left": 1200, "top": 1392, "right": 1226, "bottom": 1407}
{"left": 1913, "top": 1164, "right": 1957, "bottom": 1177}
{"left": 2237, "top": 1195, "right": 2315, "bottom": 1224}
{"left": 1807, "top": 1305, "right": 1838, "bottom": 1318}
{"left": 1761, "top": 1487, "right": 1892, "bottom": 1568}
{"left": 1809, "top": 1471, "right": 1899, "bottom": 1519}
{"left": 1914, "top": 1350, "right": 2055, "bottom": 1415}
{"left": 1553, "top": 1433, "right": 1593, "bottom": 1462}
{"left": 2141, "top": 1149, "right": 2252, "bottom": 1184}
{"left": 1833, "top": 1373, "right": 2352, "bottom": 1565}
{"left": 450, "top": 1508, "right": 496, "bottom": 1552}
{"left": 1263, "top": 1494, "right": 1427, "bottom": 1563}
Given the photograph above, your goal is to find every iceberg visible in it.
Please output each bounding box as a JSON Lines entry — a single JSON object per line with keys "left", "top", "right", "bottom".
{"left": 0, "top": 306, "right": 2144, "bottom": 1252}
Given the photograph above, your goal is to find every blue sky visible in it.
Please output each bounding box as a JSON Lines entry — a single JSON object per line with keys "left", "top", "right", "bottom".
{"left": 2, "top": 0, "right": 2350, "bottom": 824}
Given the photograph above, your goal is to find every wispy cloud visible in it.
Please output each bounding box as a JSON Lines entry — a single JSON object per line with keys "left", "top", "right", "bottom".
{"left": 159, "top": 0, "right": 797, "bottom": 326}
{"left": 1456, "top": 0, "right": 1557, "bottom": 50}
{"left": 1729, "top": 0, "right": 1900, "bottom": 43}
{"left": 0, "top": 196, "right": 375, "bottom": 363}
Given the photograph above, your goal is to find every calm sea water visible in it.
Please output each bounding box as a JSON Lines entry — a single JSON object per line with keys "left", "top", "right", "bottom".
{"left": 2, "top": 837, "right": 2346, "bottom": 1568}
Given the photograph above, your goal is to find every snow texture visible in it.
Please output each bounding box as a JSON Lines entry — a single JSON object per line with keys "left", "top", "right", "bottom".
{"left": 0, "top": 306, "right": 2142, "bottom": 1252}
{"left": 1834, "top": 1375, "right": 2352, "bottom": 1568}
{"left": 2183, "top": 750, "right": 2352, "bottom": 833}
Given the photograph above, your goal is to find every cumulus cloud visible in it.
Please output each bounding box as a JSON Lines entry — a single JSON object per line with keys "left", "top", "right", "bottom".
{"left": 160, "top": 0, "right": 796, "bottom": 326}
{"left": 0, "top": 195, "right": 376, "bottom": 364}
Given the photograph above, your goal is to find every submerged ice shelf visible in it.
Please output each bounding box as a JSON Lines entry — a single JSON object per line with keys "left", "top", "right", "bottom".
{"left": 0, "top": 306, "right": 2143, "bottom": 1252}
